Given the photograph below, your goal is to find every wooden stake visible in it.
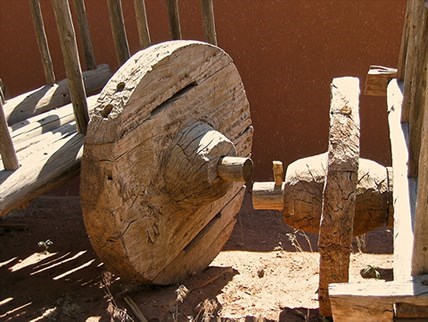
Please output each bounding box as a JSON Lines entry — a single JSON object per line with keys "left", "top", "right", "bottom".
{"left": 73, "top": 0, "right": 97, "bottom": 70}
{"left": 29, "top": 0, "right": 56, "bottom": 84}
{"left": 166, "top": 0, "right": 182, "bottom": 40}
{"left": 272, "top": 160, "right": 283, "bottom": 186}
{"left": 134, "top": 0, "right": 151, "bottom": 49}
{"left": 0, "top": 95, "right": 19, "bottom": 170}
{"left": 217, "top": 156, "right": 253, "bottom": 183}
{"left": 51, "top": 0, "right": 89, "bottom": 134}
{"left": 318, "top": 77, "right": 360, "bottom": 318}
{"left": 200, "top": 0, "right": 217, "bottom": 45}
{"left": 107, "top": 0, "right": 130, "bottom": 65}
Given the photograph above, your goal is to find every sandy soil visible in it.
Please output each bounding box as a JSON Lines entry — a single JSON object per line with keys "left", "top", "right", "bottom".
{"left": 0, "top": 193, "right": 393, "bottom": 321}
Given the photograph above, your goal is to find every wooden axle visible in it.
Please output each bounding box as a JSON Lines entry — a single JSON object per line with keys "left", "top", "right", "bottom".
{"left": 253, "top": 153, "right": 392, "bottom": 236}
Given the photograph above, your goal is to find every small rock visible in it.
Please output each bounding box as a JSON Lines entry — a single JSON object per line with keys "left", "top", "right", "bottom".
{"left": 257, "top": 268, "right": 265, "bottom": 278}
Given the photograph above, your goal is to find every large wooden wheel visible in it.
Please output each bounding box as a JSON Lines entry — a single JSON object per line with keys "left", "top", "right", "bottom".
{"left": 80, "top": 41, "right": 253, "bottom": 284}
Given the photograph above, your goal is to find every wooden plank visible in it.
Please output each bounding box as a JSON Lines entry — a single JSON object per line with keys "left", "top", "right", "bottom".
{"left": 73, "top": 0, "right": 97, "bottom": 70}
{"left": 364, "top": 65, "right": 397, "bottom": 96}
{"left": 200, "top": 0, "right": 217, "bottom": 45}
{"left": 166, "top": 0, "right": 182, "bottom": 40}
{"left": 0, "top": 96, "right": 99, "bottom": 217}
{"left": 412, "top": 49, "right": 428, "bottom": 276}
{"left": 407, "top": 1, "right": 428, "bottom": 177}
{"left": 134, "top": 0, "right": 151, "bottom": 49}
{"left": 395, "top": 303, "right": 428, "bottom": 318}
{"left": 3, "top": 64, "right": 111, "bottom": 126}
{"left": 318, "top": 77, "right": 360, "bottom": 318}
{"left": 107, "top": 0, "right": 130, "bottom": 65}
{"left": 51, "top": 0, "right": 89, "bottom": 134}
{"left": 29, "top": 0, "right": 56, "bottom": 84}
{"left": 0, "top": 95, "right": 19, "bottom": 170}
{"left": 387, "top": 79, "right": 417, "bottom": 281}
{"left": 329, "top": 275, "right": 428, "bottom": 322}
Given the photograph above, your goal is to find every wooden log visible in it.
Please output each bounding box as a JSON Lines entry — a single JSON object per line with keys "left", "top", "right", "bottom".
{"left": 107, "top": 0, "right": 130, "bottom": 65}
{"left": 329, "top": 275, "right": 428, "bottom": 322}
{"left": 200, "top": 0, "right": 217, "bottom": 46}
{"left": 81, "top": 41, "right": 252, "bottom": 284}
{"left": 280, "top": 153, "right": 391, "bottom": 236}
{"left": 252, "top": 182, "right": 285, "bottom": 211}
{"left": 134, "top": 0, "right": 151, "bottom": 49}
{"left": 387, "top": 79, "right": 417, "bottom": 281}
{"left": 318, "top": 77, "right": 360, "bottom": 318}
{"left": 73, "top": 0, "right": 97, "bottom": 70}
{"left": 51, "top": 0, "right": 89, "bottom": 134}
{"left": 0, "top": 98, "right": 19, "bottom": 170}
{"left": 3, "top": 64, "right": 111, "bottom": 126}
{"left": 217, "top": 156, "right": 253, "bottom": 183}
{"left": 0, "top": 95, "right": 99, "bottom": 217}
{"left": 364, "top": 65, "right": 397, "bottom": 96}
{"left": 166, "top": 0, "right": 182, "bottom": 40}
{"left": 29, "top": 0, "right": 56, "bottom": 84}
{"left": 397, "top": 0, "right": 412, "bottom": 82}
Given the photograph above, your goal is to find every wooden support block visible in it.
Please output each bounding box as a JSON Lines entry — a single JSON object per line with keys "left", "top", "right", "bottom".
{"left": 29, "top": 0, "right": 56, "bottom": 84}
{"left": 318, "top": 77, "right": 360, "bottom": 318}
{"left": 73, "top": 0, "right": 97, "bottom": 70}
{"left": 166, "top": 0, "right": 182, "bottom": 40}
{"left": 387, "top": 79, "right": 416, "bottom": 281}
{"left": 272, "top": 160, "right": 283, "bottom": 186}
{"left": 51, "top": 0, "right": 89, "bottom": 134}
{"left": 134, "top": 0, "right": 151, "bottom": 49}
{"left": 218, "top": 156, "right": 253, "bottom": 183}
{"left": 200, "top": 0, "right": 217, "bottom": 46}
{"left": 3, "top": 64, "right": 111, "bottom": 126}
{"left": 364, "top": 65, "right": 397, "bottom": 96}
{"left": 107, "top": 0, "right": 130, "bottom": 66}
{"left": 329, "top": 275, "right": 428, "bottom": 322}
{"left": 252, "top": 182, "right": 285, "bottom": 211}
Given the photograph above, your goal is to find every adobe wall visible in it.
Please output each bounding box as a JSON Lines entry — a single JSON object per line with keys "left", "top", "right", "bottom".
{"left": 0, "top": 0, "right": 405, "bottom": 184}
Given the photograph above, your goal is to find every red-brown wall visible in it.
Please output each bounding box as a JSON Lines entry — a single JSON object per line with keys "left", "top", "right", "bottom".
{"left": 0, "top": 1, "right": 405, "bottom": 184}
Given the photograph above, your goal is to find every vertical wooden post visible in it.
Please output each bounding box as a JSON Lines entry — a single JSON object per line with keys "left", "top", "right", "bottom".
{"left": 166, "top": 0, "right": 182, "bottom": 40}
{"left": 0, "top": 91, "right": 19, "bottom": 170}
{"left": 318, "top": 77, "right": 360, "bottom": 318}
{"left": 51, "top": 0, "right": 89, "bottom": 134}
{"left": 107, "top": 0, "right": 130, "bottom": 66}
{"left": 200, "top": 0, "right": 217, "bottom": 45}
{"left": 272, "top": 161, "right": 283, "bottom": 187}
{"left": 29, "top": 0, "right": 56, "bottom": 84}
{"left": 397, "top": 0, "right": 411, "bottom": 82}
{"left": 73, "top": 0, "right": 97, "bottom": 70}
{"left": 134, "top": 0, "right": 151, "bottom": 49}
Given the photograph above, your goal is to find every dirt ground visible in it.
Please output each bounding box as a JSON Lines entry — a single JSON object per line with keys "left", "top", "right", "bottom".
{"left": 0, "top": 192, "right": 393, "bottom": 321}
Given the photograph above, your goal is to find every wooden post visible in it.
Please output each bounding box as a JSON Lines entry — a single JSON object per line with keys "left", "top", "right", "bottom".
{"left": 272, "top": 160, "right": 283, "bottom": 186}
{"left": 397, "top": 0, "right": 411, "bottom": 82}
{"left": 134, "top": 0, "right": 151, "bottom": 49}
{"left": 73, "top": 0, "right": 97, "bottom": 70}
{"left": 318, "top": 77, "right": 360, "bottom": 318}
{"left": 200, "top": 0, "right": 217, "bottom": 45}
{"left": 29, "top": 0, "right": 56, "bottom": 84}
{"left": 217, "top": 156, "right": 253, "bottom": 183}
{"left": 166, "top": 0, "right": 182, "bottom": 40}
{"left": 0, "top": 94, "right": 19, "bottom": 170}
{"left": 51, "top": 0, "right": 89, "bottom": 134}
{"left": 107, "top": 0, "right": 130, "bottom": 65}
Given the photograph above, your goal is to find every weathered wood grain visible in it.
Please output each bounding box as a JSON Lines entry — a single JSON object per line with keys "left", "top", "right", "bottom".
{"left": 3, "top": 64, "right": 111, "bottom": 126}
{"left": 0, "top": 98, "right": 19, "bottom": 170}
{"left": 51, "top": 0, "right": 89, "bottom": 134}
{"left": 81, "top": 41, "right": 252, "bottom": 284}
{"left": 387, "top": 79, "right": 417, "bottom": 281}
{"left": 252, "top": 182, "right": 285, "bottom": 211}
{"left": 166, "top": 0, "right": 182, "bottom": 40}
{"left": 329, "top": 275, "right": 428, "bottom": 322}
{"left": 318, "top": 77, "right": 360, "bottom": 317}
{"left": 0, "top": 95, "right": 99, "bottom": 217}
{"left": 364, "top": 65, "right": 397, "bottom": 96}
{"left": 29, "top": 0, "right": 56, "bottom": 84}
